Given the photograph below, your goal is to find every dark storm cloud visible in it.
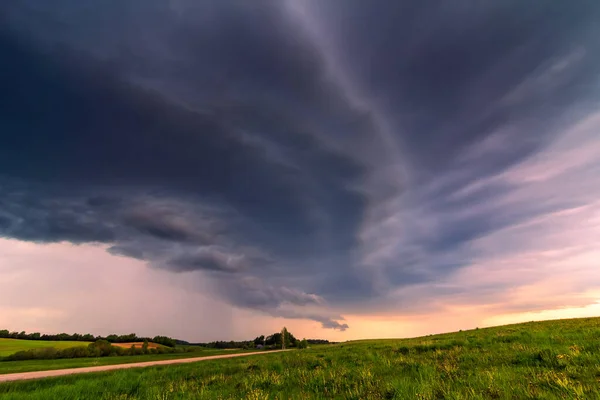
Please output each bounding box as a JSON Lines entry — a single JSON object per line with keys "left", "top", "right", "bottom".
{"left": 0, "top": 185, "right": 117, "bottom": 243}
{"left": 298, "top": 0, "right": 600, "bottom": 297}
{"left": 107, "top": 245, "right": 146, "bottom": 261}
{"left": 307, "top": 0, "right": 600, "bottom": 172}
{"left": 0, "top": 19, "right": 366, "bottom": 250}
{"left": 166, "top": 247, "right": 273, "bottom": 274}
{"left": 121, "top": 205, "right": 227, "bottom": 245}
{"left": 0, "top": 216, "right": 11, "bottom": 230}
{"left": 0, "top": 0, "right": 369, "bottom": 328}
{"left": 2, "top": 0, "right": 600, "bottom": 326}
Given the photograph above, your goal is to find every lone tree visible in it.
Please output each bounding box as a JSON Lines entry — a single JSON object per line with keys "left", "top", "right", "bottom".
{"left": 281, "top": 327, "right": 290, "bottom": 349}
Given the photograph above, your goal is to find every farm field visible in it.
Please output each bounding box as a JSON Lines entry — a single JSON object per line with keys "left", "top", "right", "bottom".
{"left": 1, "top": 317, "right": 599, "bottom": 399}
{"left": 0, "top": 339, "right": 89, "bottom": 358}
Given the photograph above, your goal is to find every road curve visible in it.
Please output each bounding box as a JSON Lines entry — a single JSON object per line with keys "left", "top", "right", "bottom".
{"left": 0, "top": 350, "right": 290, "bottom": 383}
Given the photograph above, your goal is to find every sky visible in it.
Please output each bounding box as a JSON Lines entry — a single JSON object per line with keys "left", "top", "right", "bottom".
{"left": 1, "top": 1, "right": 600, "bottom": 342}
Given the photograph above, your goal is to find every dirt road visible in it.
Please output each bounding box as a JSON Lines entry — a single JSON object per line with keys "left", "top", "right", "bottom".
{"left": 0, "top": 350, "right": 289, "bottom": 383}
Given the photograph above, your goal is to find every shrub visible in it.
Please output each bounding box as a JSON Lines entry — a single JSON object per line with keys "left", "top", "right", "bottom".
{"left": 88, "top": 340, "right": 113, "bottom": 357}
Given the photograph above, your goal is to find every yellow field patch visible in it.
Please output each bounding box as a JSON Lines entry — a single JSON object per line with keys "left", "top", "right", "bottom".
{"left": 109, "top": 342, "right": 164, "bottom": 349}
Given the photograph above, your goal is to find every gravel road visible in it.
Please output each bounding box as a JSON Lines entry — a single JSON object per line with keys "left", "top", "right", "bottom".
{"left": 0, "top": 350, "right": 289, "bottom": 383}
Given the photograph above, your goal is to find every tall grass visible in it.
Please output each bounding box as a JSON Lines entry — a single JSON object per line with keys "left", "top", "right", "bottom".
{"left": 1, "top": 317, "right": 599, "bottom": 399}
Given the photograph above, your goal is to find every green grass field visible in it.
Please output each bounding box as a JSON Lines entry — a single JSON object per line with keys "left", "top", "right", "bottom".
{"left": 1, "top": 317, "right": 600, "bottom": 399}
{"left": 0, "top": 339, "right": 89, "bottom": 358}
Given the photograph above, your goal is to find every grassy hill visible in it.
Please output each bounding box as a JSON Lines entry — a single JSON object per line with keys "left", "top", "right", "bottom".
{"left": 0, "top": 339, "right": 89, "bottom": 358}
{"left": 1, "top": 317, "right": 599, "bottom": 399}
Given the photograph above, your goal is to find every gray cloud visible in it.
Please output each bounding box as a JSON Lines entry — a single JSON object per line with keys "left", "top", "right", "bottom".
{"left": 275, "top": 309, "right": 349, "bottom": 332}
{"left": 166, "top": 247, "right": 269, "bottom": 274}
{"left": 107, "top": 245, "right": 146, "bottom": 261}
{"left": 212, "top": 276, "right": 349, "bottom": 331}
{"left": 2, "top": 0, "right": 600, "bottom": 330}
{"left": 0, "top": 184, "right": 117, "bottom": 244}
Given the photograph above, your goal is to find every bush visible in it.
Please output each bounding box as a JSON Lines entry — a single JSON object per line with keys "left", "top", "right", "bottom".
{"left": 88, "top": 340, "right": 113, "bottom": 357}
{"left": 59, "top": 346, "right": 89, "bottom": 359}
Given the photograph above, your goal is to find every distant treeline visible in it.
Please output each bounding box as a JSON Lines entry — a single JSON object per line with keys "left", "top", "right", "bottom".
{"left": 192, "top": 333, "right": 334, "bottom": 349}
{"left": 2, "top": 340, "right": 197, "bottom": 362}
{"left": 0, "top": 330, "right": 177, "bottom": 347}
{"left": 0, "top": 329, "right": 334, "bottom": 350}
{"left": 191, "top": 331, "right": 298, "bottom": 349}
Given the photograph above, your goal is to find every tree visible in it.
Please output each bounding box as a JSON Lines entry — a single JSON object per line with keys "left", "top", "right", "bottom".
{"left": 265, "top": 333, "right": 281, "bottom": 346}
{"left": 106, "top": 334, "right": 119, "bottom": 343}
{"left": 142, "top": 339, "right": 149, "bottom": 354}
{"left": 281, "top": 327, "right": 290, "bottom": 350}
{"left": 56, "top": 333, "right": 72, "bottom": 341}
{"left": 153, "top": 336, "right": 176, "bottom": 347}
{"left": 253, "top": 335, "right": 265, "bottom": 346}
{"left": 287, "top": 332, "right": 298, "bottom": 347}
{"left": 298, "top": 338, "right": 308, "bottom": 349}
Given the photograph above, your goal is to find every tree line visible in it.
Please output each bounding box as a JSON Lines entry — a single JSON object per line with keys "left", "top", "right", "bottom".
{"left": 0, "top": 330, "right": 177, "bottom": 347}
{"left": 195, "top": 329, "right": 332, "bottom": 350}
{"left": 0, "top": 328, "right": 334, "bottom": 350}
{"left": 192, "top": 331, "right": 299, "bottom": 349}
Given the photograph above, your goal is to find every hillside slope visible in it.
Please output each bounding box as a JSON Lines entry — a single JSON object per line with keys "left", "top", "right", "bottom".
{"left": 1, "top": 317, "right": 599, "bottom": 399}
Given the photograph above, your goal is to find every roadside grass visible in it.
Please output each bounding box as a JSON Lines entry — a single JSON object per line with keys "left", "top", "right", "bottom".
{"left": 0, "top": 349, "right": 258, "bottom": 375}
{"left": 1, "top": 317, "right": 599, "bottom": 399}
{"left": 0, "top": 339, "right": 88, "bottom": 358}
